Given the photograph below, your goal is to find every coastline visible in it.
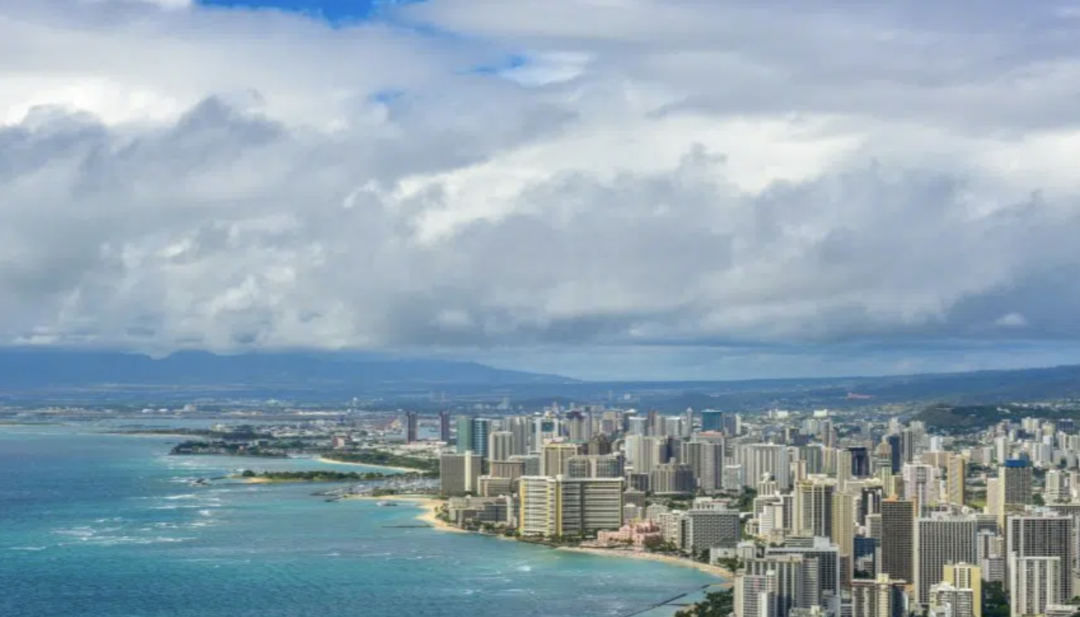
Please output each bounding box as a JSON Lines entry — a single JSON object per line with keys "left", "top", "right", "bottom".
{"left": 316, "top": 456, "right": 425, "bottom": 474}
{"left": 344, "top": 495, "right": 467, "bottom": 533}
{"left": 344, "top": 493, "right": 732, "bottom": 579}
{"left": 557, "top": 547, "right": 733, "bottom": 580}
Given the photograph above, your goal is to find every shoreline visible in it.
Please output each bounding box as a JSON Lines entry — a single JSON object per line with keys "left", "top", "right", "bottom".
{"left": 316, "top": 456, "right": 425, "bottom": 474}
{"left": 557, "top": 546, "right": 733, "bottom": 580}
{"left": 342, "top": 494, "right": 732, "bottom": 579}
{"left": 343, "top": 495, "right": 467, "bottom": 533}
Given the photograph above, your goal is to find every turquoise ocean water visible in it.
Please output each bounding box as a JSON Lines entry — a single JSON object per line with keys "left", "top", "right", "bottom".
{"left": 0, "top": 424, "right": 716, "bottom": 616}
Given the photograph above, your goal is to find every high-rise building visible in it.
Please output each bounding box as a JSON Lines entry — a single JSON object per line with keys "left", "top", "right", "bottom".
{"left": 795, "top": 476, "right": 836, "bottom": 538}
{"left": 947, "top": 454, "right": 967, "bottom": 506}
{"left": 518, "top": 476, "right": 623, "bottom": 537}
{"left": 832, "top": 491, "right": 856, "bottom": 587}
{"left": 850, "top": 575, "right": 906, "bottom": 617}
{"left": 508, "top": 454, "right": 541, "bottom": 476}
{"left": 683, "top": 509, "right": 741, "bottom": 553}
{"left": 943, "top": 563, "right": 982, "bottom": 617}
{"left": 541, "top": 442, "right": 580, "bottom": 477}
{"left": 848, "top": 447, "right": 871, "bottom": 478}
{"left": 455, "top": 416, "right": 473, "bottom": 454}
{"left": 735, "top": 573, "right": 774, "bottom": 617}
{"left": 438, "top": 411, "right": 451, "bottom": 443}
{"left": 766, "top": 537, "right": 842, "bottom": 606}
{"left": 405, "top": 411, "right": 418, "bottom": 443}
{"left": 1001, "top": 460, "right": 1033, "bottom": 507}
{"left": 902, "top": 464, "right": 938, "bottom": 509}
{"left": 488, "top": 431, "right": 514, "bottom": 462}
{"left": 885, "top": 435, "right": 903, "bottom": 473}
{"left": 470, "top": 418, "right": 492, "bottom": 458}
{"left": 625, "top": 435, "right": 661, "bottom": 474}
{"left": 701, "top": 410, "right": 724, "bottom": 433}
{"left": 587, "top": 434, "right": 613, "bottom": 456}
{"left": 739, "top": 444, "right": 791, "bottom": 491}
{"left": 880, "top": 499, "right": 915, "bottom": 584}
{"left": 627, "top": 416, "right": 649, "bottom": 436}
{"left": 744, "top": 555, "right": 813, "bottom": 615}
{"left": 440, "top": 452, "right": 482, "bottom": 496}
{"left": 1009, "top": 556, "right": 1062, "bottom": 617}
{"left": 681, "top": 440, "right": 724, "bottom": 492}
{"left": 566, "top": 454, "right": 625, "bottom": 479}
{"left": 913, "top": 516, "right": 978, "bottom": 606}
{"left": 650, "top": 463, "right": 695, "bottom": 495}
{"left": 506, "top": 416, "right": 532, "bottom": 455}
{"left": 1046, "top": 470, "right": 1067, "bottom": 504}
{"left": 1006, "top": 516, "right": 1074, "bottom": 600}
{"left": 929, "top": 583, "right": 976, "bottom": 617}
{"left": 489, "top": 459, "right": 525, "bottom": 481}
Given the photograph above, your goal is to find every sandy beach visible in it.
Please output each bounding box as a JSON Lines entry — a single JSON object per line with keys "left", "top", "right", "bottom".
{"left": 557, "top": 547, "right": 733, "bottom": 580}
{"left": 344, "top": 495, "right": 466, "bottom": 533}
{"left": 316, "top": 456, "right": 425, "bottom": 474}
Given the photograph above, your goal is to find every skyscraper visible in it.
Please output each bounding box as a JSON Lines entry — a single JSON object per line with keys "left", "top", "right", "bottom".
{"left": 518, "top": 476, "right": 623, "bottom": 537}
{"left": 681, "top": 440, "right": 724, "bottom": 492}
{"left": 880, "top": 499, "right": 915, "bottom": 584}
{"left": 1001, "top": 460, "right": 1033, "bottom": 506}
{"left": 929, "top": 583, "right": 976, "bottom": 617}
{"left": 1010, "top": 556, "right": 1062, "bottom": 617}
{"left": 439, "top": 452, "right": 482, "bottom": 497}
{"left": 541, "top": 442, "right": 580, "bottom": 477}
{"left": 795, "top": 476, "right": 836, "bottom": 538}
{"left": 913, "top": 516, "right": 978, "bottom": 606}
{"left": 455, "top": 416, "right": 473, "bottom": 455}
{"left": 947, "top": 454, "right": 967, "bottom": 506}
{"left": 1007, "top": 516, "right": 1074, "bottom": 600}
{"left": 487, "top": 431, "right": 514, "bottom": 462}
{"left": 848, "top": 447, "right": 870, "bottom": 478}
{"left": 944, "top": 563, "right": 982, "bottom": 617}
{"left": 851, "top": 575, "right": 906, "bottom": 617}
{"left": 405, "top": 411, "right": 418, "bottom": 443}
{"left": 701, "top": 410, "right": 724, "bottom": 433}
{"left": 438, "top": 410, "right": 451, "bottom": 443}
{"left": 470, "top": 418, "right": 492, "bottom": 458}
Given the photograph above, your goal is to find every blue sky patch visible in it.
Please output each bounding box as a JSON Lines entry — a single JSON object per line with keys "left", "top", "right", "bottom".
{"left": 197, "top": 0, "right": 422, "bottom": 22}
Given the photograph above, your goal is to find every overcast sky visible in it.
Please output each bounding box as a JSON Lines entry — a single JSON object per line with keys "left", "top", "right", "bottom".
{"left": 4, "top": 0, "right": 1080, "bottom": 380}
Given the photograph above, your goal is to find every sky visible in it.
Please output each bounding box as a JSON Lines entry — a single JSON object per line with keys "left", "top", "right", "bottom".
{"left": 4, "top": 0, "right": 1080, "bottom": 380}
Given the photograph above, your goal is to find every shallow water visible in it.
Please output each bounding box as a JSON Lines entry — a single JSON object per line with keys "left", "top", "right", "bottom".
{"left": 0, "top": 424, "right": 715, "bottom": 617}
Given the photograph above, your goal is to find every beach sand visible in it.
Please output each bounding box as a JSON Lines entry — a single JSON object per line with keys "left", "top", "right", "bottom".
{"left": 316, "top": 456, "right": 425, "bottom": 474}
{"left": 344, "top": 495, "right": 466, "bottom": 533}
{"left": 557, "top": 547, "right": 733, "bottom": 580}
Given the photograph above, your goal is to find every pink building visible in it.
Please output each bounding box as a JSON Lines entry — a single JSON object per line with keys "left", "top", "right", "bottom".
{"left": 597, "top": 521, "right": 664, "bottom": 548}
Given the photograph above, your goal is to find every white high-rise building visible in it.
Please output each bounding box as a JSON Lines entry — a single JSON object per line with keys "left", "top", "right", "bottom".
{"left": 1010, "top": 556, "right": 1062, "bottom": 617}
{"left": 913, "top": 516, "right": 978, "bottom": 606}
{"left": 739, "top": 444, "right": 791, "bottom": 491}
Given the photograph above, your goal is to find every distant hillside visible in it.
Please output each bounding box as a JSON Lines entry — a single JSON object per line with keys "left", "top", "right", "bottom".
{"left": 0, "top": 349, "right": 573, "bottom": 389}
{"left": 913, "top": 403, "right": 1080, "bottom": 433}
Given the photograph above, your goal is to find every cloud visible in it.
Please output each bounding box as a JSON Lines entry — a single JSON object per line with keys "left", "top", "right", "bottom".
{"left": 3, "top": 0, "right": 1080, "bottom": 377}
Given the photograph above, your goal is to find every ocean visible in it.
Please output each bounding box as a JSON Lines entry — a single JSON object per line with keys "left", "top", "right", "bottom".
{"left": 0, "top": 424, "right": 717, "bottom": 617}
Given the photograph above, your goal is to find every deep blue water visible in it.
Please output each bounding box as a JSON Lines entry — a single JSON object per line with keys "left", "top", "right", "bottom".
{"left": 0, "top": 424, "right": 715, "bottom": 617}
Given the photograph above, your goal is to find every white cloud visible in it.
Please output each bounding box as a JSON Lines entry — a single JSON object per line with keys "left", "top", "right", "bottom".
{"left": 3, "top": 0, "right": 1080, "bottom": 376}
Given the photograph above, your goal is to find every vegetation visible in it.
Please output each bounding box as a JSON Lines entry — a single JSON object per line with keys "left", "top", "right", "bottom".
{"left": 170, "top": 440, "right": 288, "bottom": 458}
{"left": 914, "top": 403, "right": 1080, "bottom": 433}
{"left": 237, "top": 470, "right": 392, "bottom": 482}
{"left": 735, "top": 488, "right": 757, "bottom": 512}
{"left": 715, "top": 557, "right": 742, "bottom": 572}
{"left": 984, "top": 582, "right": 1008, "bottom": 617}
{"left": 675, "top": 589, "right": 734, "bottom": 617}
{"left": 321, "top": 450, "right": 439, "bottom": 476}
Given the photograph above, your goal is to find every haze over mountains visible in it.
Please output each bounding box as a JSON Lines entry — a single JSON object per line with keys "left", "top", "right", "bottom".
{"left": 0, "top": 349, "right": 572, "bottom": 388}
{"left": 2, "top": 349, "right": 1080, "bottom": 410}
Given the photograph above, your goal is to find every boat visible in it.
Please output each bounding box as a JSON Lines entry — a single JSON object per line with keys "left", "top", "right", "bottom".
{"left": 376, "top": 500, "right": 399, "bottom": 507}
